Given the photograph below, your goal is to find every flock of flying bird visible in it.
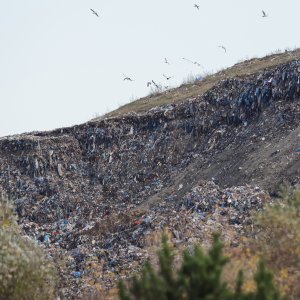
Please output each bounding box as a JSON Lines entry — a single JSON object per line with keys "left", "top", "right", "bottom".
{"left": 89, "top": 6, "right": 269, "bottom": 88}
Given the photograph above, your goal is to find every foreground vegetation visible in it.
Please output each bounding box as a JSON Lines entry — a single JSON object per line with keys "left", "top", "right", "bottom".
{"left": 255, "top": 186, "right": 300, "bottom": 266}
{"left": 118, "top": 186, "right": 300, "bottom": 300}
{"left": 1, "top": 186, "right": 299, "bottom": 299}
{"left": 0, "top": 196, "right": 56, "bottom": 300}
{"left": 119, "top": 235, "right": 284, "bottom": 300}
{"left": 253, "top": 186, "right": 300, "bottom": 297}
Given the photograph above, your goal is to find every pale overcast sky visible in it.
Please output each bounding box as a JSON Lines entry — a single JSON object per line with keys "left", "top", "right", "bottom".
{"left": 1, "top": 0, "right": 299, "bottom": 137}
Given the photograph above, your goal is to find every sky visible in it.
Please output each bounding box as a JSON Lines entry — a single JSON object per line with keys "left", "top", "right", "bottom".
{"left": 1, "top": 0, "right": 300, "bottom": 137}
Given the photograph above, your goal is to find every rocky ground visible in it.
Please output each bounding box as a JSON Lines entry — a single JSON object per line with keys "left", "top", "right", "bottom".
{"left": 0, "top": 58, "right": 300, "bottom": 298}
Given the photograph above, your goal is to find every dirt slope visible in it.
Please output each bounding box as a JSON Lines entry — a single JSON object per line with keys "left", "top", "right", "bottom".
{"left": 141, "top": 104, "right": 300, "bottom": 212}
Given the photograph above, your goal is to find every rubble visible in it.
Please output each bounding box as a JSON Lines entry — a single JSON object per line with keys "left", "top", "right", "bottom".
{"left": 0, "top": 59, "right": 300, "bottom": 298}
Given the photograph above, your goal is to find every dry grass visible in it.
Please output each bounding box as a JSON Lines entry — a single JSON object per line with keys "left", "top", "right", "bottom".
{"left": 92, "top": 48, "right": 300, "bottom": 120}
{"left": 254, "top": 187, "right": 300, "bottom": 268}
{"left": 252, "top": 188, "right": 300, "bottom": 298}
{"left": 223, "top": 187, "right": 300, "bottom": 299}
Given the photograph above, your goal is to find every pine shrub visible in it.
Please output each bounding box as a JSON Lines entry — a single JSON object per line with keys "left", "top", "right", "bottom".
{"left": 119, "top": 234, "right": 285, "bottom": 300}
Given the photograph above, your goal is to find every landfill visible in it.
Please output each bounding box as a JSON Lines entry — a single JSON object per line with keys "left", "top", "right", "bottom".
{"left": 0, "top": 59, "right": 300, "bottom": 298}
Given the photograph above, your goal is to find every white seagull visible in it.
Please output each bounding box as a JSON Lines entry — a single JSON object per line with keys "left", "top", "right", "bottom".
{"left": 123, "top": 73, "right": 134, "bottom": 81}
{"left": 90, "top": 9, "right": 99, "bottom": 17}
{"left": 182, "top": 57, "right": 202, "bottom": 67}
{"left": 151, "top": 80, "right": 159, "bottom": 89}
{"left": 163, "top": 74, "right": 173, "bottom": 80}
{"left": 218, "top": 45, "right": 227, "bottom": 53}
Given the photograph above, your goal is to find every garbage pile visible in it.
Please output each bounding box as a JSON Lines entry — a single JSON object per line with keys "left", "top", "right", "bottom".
{"left": 0, "top": 59, "right": 299, "bottom": 298}
{"left": 17, "top": 181, "right": 270, "bottom": 298}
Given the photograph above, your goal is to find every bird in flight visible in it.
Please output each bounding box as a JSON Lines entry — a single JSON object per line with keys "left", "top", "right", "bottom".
{"left": 90, "top": 9, "right": 99, "bottom": 17}
{"left": 152, "top": 80, "right": 159, "bottom": 89}
{"left": 182, "top": 57, "right": 202, "bottom": 67}
{"left": 218, "top": 45, "right": 227, "bottom": 53}
{"left": 163, "top": 74, "right": 173, "bottom": 80}
{"left": 123, "top": 73, "right": 134, "bottom": 81}
{"left": 194, "top": 4, "right": 200, "bottom": 10}
{"left": 164, "top": 58, "right": 170, "bottom": 64}
{"left": 262, "top": 10, "right": 268, "bottom": 17}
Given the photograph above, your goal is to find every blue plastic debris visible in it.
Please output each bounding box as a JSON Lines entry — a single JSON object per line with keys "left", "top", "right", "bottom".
{"left": 71, "top": 271, "right": 81, "bottom": 278}
{"left": 109, "top": 259, "right": 117, "bottom": 267}
{"left": 44, "top": 234, "right": 50, "bottom": 244}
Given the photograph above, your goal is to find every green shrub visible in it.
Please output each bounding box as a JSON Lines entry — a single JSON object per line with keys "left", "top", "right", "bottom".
{"left": 254, "top": 186, "right": 300, "bottom": 269}
{"left": 119, "top": 235, "right": 285, "bottom": 300}
{"left": 0, "top": 196, "right": 57, "bottom": 300}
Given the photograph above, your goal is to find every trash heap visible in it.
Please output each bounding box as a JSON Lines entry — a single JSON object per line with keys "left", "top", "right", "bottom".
{"left": 0, "top": 59, "right": 299, "bottom": 298}
{"left": 18, "top": 181, "right": 270, "bottom": 298}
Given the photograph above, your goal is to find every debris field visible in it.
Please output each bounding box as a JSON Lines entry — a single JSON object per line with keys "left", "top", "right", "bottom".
{"left": 0, "top": 60, "right": 300, "bottom": 298}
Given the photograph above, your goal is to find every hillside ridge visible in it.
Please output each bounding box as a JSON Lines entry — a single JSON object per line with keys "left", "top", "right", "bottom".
{"left": 92, "top": 48, "right": 300, "bottom": 120}
{"left": 1, "top": 52, "right": 300, "bottom": 298}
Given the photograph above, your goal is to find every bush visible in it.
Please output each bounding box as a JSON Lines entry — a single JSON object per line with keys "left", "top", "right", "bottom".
{"left": 119, "top": 235, "right": 284, "bottom": 300}
{"left": 254, "top": 185, "right": 300, "bottom": 269}
{"left": 251, "top": 186, "right": 300, "bottom": 297}
{"left": 0, "top": 196, "right": 57, "bottom": 300}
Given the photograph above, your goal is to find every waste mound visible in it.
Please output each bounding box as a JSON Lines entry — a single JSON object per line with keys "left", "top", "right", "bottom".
{"left": 0, "top": 59, "right": 300, "bottom": 298}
